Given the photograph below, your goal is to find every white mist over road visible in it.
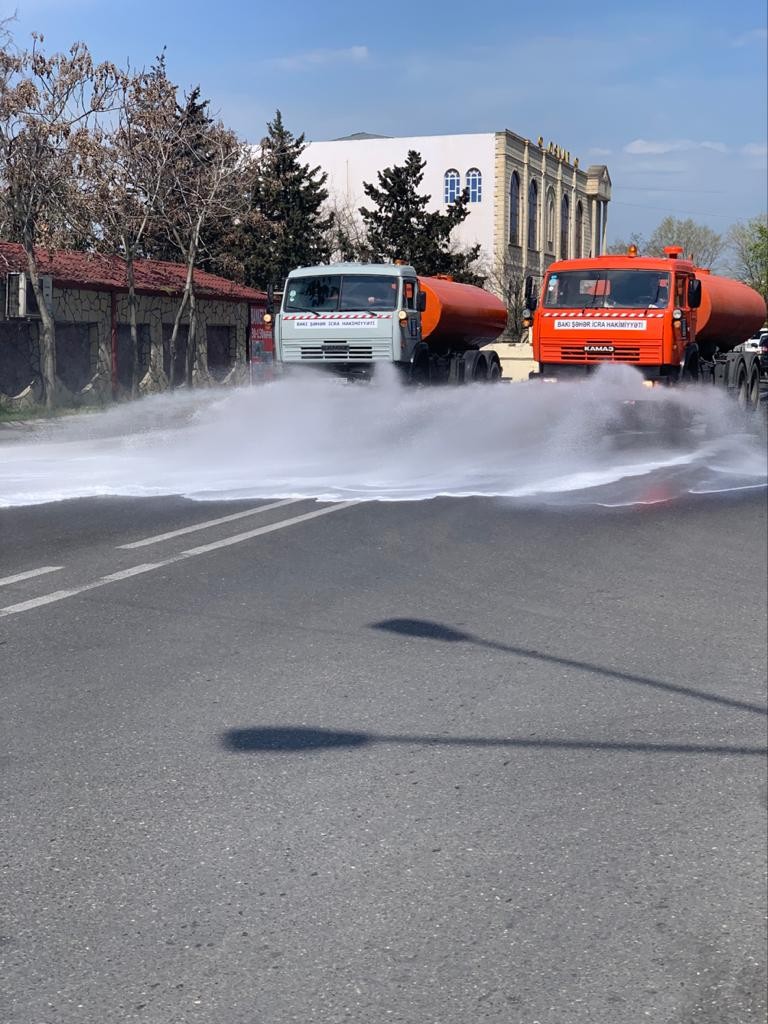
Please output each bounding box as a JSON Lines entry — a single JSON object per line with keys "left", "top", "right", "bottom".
{"left": 0, "top": 365, "right": 765, "bottom": 508}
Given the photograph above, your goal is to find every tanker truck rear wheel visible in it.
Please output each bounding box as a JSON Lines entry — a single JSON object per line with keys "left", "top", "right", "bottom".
{"left": 472, "top": 357, "right": 488, "bottom": 383}
{"left": 747, "top": 367, "right": 761, "bottom": 411}
{"left": 488, "top": 360, "right": 501, "bottom": 383}
{"left": 735, "top": 365, "right": 749, "bottom": 409}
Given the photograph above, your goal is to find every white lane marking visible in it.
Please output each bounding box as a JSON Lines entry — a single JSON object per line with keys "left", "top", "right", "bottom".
{"left": 1, "top": 589, "right": 80, "bottom": 615}
{"left": 118, "top": 499, "right": 302, "bottom": 549}
{"left": 181, "top": 502, "right": 359, "bottom": 557}
{"left": 100, "top": 563, "right": 164, "bottom": 582}
{"left": 0, "top": 565, "right": 63, "bottom": 587}
{"left": 0, "top": 565, "right": 163, "bottom": 616}
{"left": 0, "top": 501, "right": 358, "bottom": 619}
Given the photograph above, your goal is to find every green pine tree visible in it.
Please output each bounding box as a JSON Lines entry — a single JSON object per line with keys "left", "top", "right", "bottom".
{"left": 219, "top": 110, "right": 332, "bottom": 291}
{"left": 359, "top": 150, "right": 481, "bottom": 283}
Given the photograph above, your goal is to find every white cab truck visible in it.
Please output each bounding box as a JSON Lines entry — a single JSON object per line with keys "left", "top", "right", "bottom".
{"left": 269, "top": 262, "right": 508, "bottom": 384}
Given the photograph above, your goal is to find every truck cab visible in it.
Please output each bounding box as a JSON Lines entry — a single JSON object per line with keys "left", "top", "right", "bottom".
{"left": 529, "top": 249, "right": 699, "bottom": 383}
{"left": 273, "top": 263, "right": 424, "bottom": 378}
{"left": 527, "top": 246, "right": 767, "bottom": 408}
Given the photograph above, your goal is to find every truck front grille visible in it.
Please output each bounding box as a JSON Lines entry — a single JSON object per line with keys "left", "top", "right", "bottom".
{"left": 300, "top": 343, "right": 374, "bottom": 361}
{"left": 560, "top": 346, "right": 641, "bottom": 363}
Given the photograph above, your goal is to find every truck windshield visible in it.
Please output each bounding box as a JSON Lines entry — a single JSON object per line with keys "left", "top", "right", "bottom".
{"left": 284, "top": 275, "right": 399, "bottom": 312}
{"left": 543, "top": 270, "right": 671, "bottom": 310}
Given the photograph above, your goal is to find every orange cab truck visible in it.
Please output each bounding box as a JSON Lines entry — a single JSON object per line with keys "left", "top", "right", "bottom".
{"left": 526, "top": 246, "right": 767, "bottom": 410}
{"left": 270, "top": 262, "right": 507, "bottom": 384}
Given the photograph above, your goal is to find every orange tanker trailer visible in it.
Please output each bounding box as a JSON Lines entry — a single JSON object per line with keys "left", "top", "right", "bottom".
{"left": 528, "top": 245, "right": 766, "bottom": 409}
{"left": 693, "top": 268, "right": 767, "bottom": 357}
{"left": 419, "top": 275, "right": 508, "bottom": 350}
{"left": 273, "top": 262, "right": 508, "bottom": 384}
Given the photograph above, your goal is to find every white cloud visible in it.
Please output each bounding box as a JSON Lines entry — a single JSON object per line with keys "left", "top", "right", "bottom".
{"left": 741, "top": 142, "right": 768, "bottom": 158}
{"left": 269, "top": 46, "right": 369, "bottom": 73}
{"left": 624, "top": 138, "right": 728, "bottom": 155}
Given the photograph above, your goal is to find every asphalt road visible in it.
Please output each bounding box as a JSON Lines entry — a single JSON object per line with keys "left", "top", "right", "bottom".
{"left": 1, "top": 491, "right": 767, "bottom": 1024}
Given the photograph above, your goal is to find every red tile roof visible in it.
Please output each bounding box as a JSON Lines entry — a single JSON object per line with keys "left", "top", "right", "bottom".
{"left": 0, "top": 241, "right": 267, "bottom": 303}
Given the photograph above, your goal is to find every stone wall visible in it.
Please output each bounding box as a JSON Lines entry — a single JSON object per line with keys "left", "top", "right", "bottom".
{"left": 0, "top": 281, "right": 251, "bottom": 411}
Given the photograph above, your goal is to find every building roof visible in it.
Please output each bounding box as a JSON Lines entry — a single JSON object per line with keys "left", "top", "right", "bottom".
{"left": 0, "top": 242, "right": 266, "bottom": 303}
{"left": 332, "top": 132, "right": 391, "bottom": 141}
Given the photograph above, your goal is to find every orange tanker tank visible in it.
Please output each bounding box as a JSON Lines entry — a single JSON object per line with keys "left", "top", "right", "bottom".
{"left": 418, "top": 275, "right": 508, "bottom": 353}
{"left": 694, "top": 270, "right": 767, "bottom": 356}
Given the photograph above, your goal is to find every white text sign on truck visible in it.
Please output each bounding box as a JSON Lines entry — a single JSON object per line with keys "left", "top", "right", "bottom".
{"left": 554, "top": 319, "right": 648, "bottom": 331}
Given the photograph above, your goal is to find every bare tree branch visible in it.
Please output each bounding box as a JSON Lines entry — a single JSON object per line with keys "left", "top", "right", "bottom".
{"left": 0, "top": 32, "right": 122, "bottom": 407}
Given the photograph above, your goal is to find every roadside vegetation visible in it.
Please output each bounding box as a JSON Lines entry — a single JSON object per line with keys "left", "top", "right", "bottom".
{"left": 1, "top": 18, "right": 764, "bottom": 410}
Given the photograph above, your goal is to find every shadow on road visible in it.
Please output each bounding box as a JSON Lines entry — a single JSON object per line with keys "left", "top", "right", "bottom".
{"left": 371, "top": 617, "right": 768, "bottom": 717}
{"left": 221, "top": 725, "right": 765, "bottom": 757}
{"left": 220, "top": 616, "right": 766, "bottom": 758}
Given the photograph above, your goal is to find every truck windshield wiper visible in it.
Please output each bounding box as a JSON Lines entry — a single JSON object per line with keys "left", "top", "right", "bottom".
{"left": 585, "top": 275, "right": 605, "bottom": 308}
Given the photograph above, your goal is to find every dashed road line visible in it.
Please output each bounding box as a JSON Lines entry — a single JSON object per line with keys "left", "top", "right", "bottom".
{"left": 0, "top": 565, "right": 63, "bottom": 588}
{"left": 0, "top": 501, "right": 358, "bottom": 619}
{"left": 118, "top": 498, "right": 302, "bottom": 549}
{"left": 178, "top": 501, "right": 359, "bottom": 556}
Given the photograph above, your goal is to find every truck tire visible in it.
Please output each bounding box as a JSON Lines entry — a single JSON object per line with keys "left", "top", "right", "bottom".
{"left": 410, "top": 351, "right": 431, "bottom": 386}
{"left": 488, "top": 359, "right": 502, "bottom": 383}
{"left": 735, "top": 364, "right": 750, "bottom": 410}
{"left": 747, "top": 366, "right": 761, "bottom": 411}
{"left": 472, "top": 356, "right": 488, "bottom": 383}
{"left": 679, "top": 343, "right": 699, "bottom": 383}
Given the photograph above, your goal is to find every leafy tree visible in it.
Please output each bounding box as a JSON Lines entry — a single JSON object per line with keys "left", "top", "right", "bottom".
{"left": 156, "top": 115, "right": 247, "bottom": 387}
{"left": 645, "top": 216, "right": 724, "bottom": 269}
{"left": 141, "top": 83, "right": 216, "bottom": 264}
{"left": 359, "top": 150, "right": 481, "bottom": 282}
{"left": 0, "top": 31, "right": 122, "bottom": 408}
{"left": 215, "top": 110, "right": 332, "bottom": 293}
{"left": 102, "top": 80, "right": 242, "bottom": 388}
{"left": 728, "top": 215, "right": 768, "bottom": 304}
{"left": 84, "top": 52, "right": 180, "bottom": 396}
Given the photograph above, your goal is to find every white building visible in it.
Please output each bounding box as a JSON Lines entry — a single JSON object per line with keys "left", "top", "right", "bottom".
{"left": 306, "top": 129, "right": 611, "bottom": 301}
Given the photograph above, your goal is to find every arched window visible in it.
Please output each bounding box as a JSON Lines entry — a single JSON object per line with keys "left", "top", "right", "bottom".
{"left": 560, "top": 194, "right": 570, "bottom": 259}
{"left": 466, "top": 168, "right": 482, "bottom": 203}
{"left": 527, "top": 179, "right": 538, "bottom": 250}
{"left": 509, "top": 171, "right": 520, "bottom": 245}
{"left": 546, "top": 189, "right": 556, "bottom": 252}
{"left": 574, "top": 201, "right": 583, "bottom": 258}
{"left": 444, "top": 169, "right": 461, "bottom": 204}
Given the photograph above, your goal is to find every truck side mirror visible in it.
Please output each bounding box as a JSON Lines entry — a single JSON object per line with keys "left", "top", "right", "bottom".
{"left": 688, "top": 279, "right": 702, "bottom": 309}
{"left": 523, "top": 276, "right": 538, "bottom": 311}
{"left": 417, "top": 291, "right": 427, "bottom": 312}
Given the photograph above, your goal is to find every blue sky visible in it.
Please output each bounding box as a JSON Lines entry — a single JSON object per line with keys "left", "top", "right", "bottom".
{"left": 3, "top": 0, "right": 766, "bottom": 244}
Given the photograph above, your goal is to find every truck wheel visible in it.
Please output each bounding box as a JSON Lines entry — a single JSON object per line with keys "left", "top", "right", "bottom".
{"left": 735, "top": 365, "right": 749, "bottom": 409}
{"left": 747, "top": 367, "right": 761, "bottom": 411}
{"left": 472, "top": 357, "right": 488, "bottom": 383}
{"left": 410, "top": 356, "right": 430, "bottom": 386}
{"left": 488, "top": 360, "right": 501, "bottom": 383}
